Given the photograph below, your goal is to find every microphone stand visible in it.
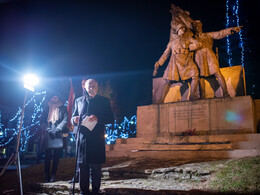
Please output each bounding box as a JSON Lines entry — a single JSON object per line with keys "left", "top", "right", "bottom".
{"left": 71, "top": 113, "right": 82, "bottom": 195}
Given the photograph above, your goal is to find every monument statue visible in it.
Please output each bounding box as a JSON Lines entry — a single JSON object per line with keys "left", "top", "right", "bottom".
{"left": 154, "top": 3, "right": 242, "bottom": 102}
{"left": 193, "top": 21, "right": 242, "bottom": 98}
{"left": 153, "top": 23, "right": 202, "bottom": 103}
{"left": 153, "top": 5, "right": 203, "bottom": 103}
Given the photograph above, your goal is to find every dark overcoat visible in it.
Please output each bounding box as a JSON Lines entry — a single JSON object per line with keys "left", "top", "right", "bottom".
{"left": 71, "top": 95, "right": 114, "bottom": 164}
{"left": 40, "top": 105, "right": 69, "bottom": 149}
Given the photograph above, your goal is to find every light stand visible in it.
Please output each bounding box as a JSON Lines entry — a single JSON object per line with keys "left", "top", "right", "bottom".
{"left": 16, "top": 90, "right": 28, "bottom": 195}
{"left": 0, "top": 74, "right": 39, "bottom": 195}
{"left": 0, "top": 90, "right": 28, "bottom": 195}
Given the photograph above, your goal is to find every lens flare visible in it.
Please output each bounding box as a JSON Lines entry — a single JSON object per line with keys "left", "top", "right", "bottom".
{"left": 225, "top": 110, "right": 241, "bottom": 122}
{"left": 23, "top": 74, "right": 39, "bottom": 91}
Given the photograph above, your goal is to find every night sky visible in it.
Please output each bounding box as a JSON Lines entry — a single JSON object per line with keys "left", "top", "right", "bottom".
{"left": 0, "top": 0, "right": 259, "bottom": 117}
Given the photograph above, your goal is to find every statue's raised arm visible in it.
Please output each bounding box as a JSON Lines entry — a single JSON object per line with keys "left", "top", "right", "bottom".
{"left": 193, "top": 20, "right": 242, "bottom": 98}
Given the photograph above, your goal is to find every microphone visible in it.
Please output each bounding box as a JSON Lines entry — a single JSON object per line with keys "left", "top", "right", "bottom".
{"left": 80, "top": 88, "right": 89, "bottom": 120}
{"left": 83, "top": 88, "right": 90, "bottom": 103}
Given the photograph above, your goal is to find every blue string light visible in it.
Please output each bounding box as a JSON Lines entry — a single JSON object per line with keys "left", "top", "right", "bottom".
{"left": 0, "top": 91, "right": 46, "bottom": 151}
{"left": 0, "top": 110, "right": 4, "bottom": 138}
{"left": 226, "top": 0, "right": 232, "bottom": 66}
{"left": 225, "top": 0, "right": 245, "bottom": 67}
{"left": 105, "top": 115, "right": 137, "bottom": 145}
{"left": 235, "top": 0, "right": 245, "bottom": 67}
{"left": 67, "top": 115, "right": 137, "bottom": 145}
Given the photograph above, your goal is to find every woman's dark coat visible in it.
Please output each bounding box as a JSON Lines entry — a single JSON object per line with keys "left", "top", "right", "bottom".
{"left": 40, "top": 105, "right": 69, "bottom": 149}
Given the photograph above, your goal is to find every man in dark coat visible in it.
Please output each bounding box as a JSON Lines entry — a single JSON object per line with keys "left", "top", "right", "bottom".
{"left": 69, "top": 78, "right": 87, "bottom": 184}
{"left": 71, "top": 79, "right": 114, "bottom": 195}
{"left": 40, "top": 94, "right": 68, "bottom": 182}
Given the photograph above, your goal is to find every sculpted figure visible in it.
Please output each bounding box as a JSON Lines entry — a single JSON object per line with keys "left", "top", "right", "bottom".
{"left": 169, "top": 4, "right": 195, "bottom": 31}
{"left": 154, "top": 22, "right": 202, "bottom": 103}
{"left": 193, "top": 21, "right": 242, "bottom": 98}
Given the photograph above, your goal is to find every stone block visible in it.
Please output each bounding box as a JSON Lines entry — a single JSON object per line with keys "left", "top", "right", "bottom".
{"left": 106, "top": 145, "right": 114, "bottom": 152}
{"left": 136, "top": 104, "right": 159, "bottom": 138}
{"left": 254, "top": 99, "right": 260, "bottom": 132}
{"left": 137, "top": 96, "right": 256, "bottom": 138}
{"left": 116, "top": 138, "right": 127, "bottom": 144}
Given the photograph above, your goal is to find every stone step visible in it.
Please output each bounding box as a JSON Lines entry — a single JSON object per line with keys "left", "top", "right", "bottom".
{"left": 132, "top": 149, "right": 260, "bottom": 160}
{"left": 107, "top": 142, "right": 260, "bottom": 152}
{"left": 106, "top": 150, "right": 131, "bottom": 158}
{"left": 208, "top": 134, "right": 260, "bottom": 142}
{"left": 127, "top": 134, "right": 260, "bottom": 144}
{"left": 115, "top": 138, "right": 150, "bottom": 144}
{"left": 108, "top": 142, "right": 233, "bottom": 152}
{"left": 157, "top": 129, "right": 254, "bottom": 137}
{"left": 112, "top": 144, "right": 141, "bottom": 151}
{"left": 138, "top": 143, "right": 232, "bottom": 151}
{"left": 107, "top": 134, "right": 260, "bottom": 152}
{"left": 106, "top": 134, "right": 260, "bottom": 160}
{"left": 232, "top": 141, "right": 260, "bottom": 149}
{"left": 228, "top": 149, "right": 260, "bottom": 158}
{"left": 107, "top": 149, "right": 260, "bottom": 160}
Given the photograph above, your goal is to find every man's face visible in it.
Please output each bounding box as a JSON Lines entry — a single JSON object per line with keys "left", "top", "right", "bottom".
{"left": 85, "top": 79, "right": 98, "bottom": 98}
{"left": 81, "top": 80, "right": 87, "bottom": 90}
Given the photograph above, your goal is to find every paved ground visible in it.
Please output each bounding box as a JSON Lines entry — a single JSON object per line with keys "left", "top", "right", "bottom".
{"left": 0, "top": 157, "right": 255, "bottom": 194}
{"left": 30, "top": 158, "right": 227, "bottom": 194}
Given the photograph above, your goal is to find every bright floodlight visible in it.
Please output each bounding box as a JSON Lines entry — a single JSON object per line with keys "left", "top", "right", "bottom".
{"left": 23, "top": 74, "right": 39, "bottom": 92}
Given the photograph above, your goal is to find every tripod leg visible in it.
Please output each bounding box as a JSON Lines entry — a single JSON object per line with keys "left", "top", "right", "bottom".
{"left": 0, "top": 153, "right": 15, "bottom": 177}
{"left": 16, "top": 152, "right": 23, "bottom": 195}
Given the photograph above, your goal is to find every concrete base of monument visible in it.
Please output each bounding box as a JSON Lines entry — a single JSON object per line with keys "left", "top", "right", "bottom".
{"left": 106, "top": 96, "right": 260, "bottom": 161}
{"left": 137, "top": 96, "right": 256, "bottom": 138}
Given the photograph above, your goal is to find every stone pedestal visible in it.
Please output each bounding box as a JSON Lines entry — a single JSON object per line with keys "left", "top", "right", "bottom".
{"left": 254, "top": 99, "right": 260, "bottom": 132}
{"left": 137, "top": 96, "right": 256, "bottom": 138}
